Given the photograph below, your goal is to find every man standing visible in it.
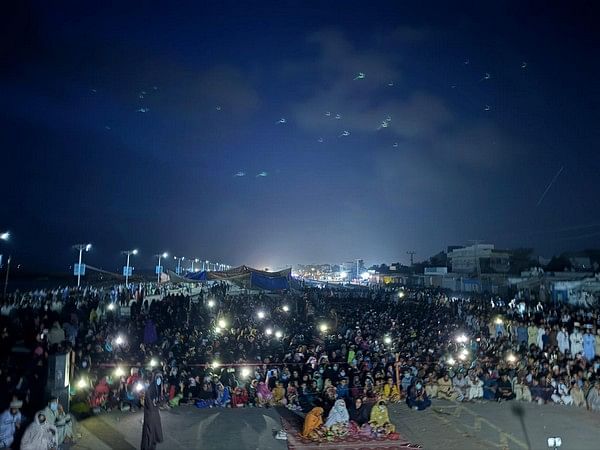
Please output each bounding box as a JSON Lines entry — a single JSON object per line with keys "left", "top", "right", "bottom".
{"left": 557, "top": 326, "right": 570, "bottom": 355}
{"left": 0, "top": 399, "right": 22, "bottom": 448}
{"left": 141, "top": 373, "right": 164, "bottom": 450}
{"left": 583, "top": 328, "right": 596, "bottom": 362}
{"left": 570, "top": 324, "right": 584, "bottom": 357}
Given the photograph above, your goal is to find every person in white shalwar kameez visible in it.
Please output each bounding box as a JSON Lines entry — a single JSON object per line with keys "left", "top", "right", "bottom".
{"left": 557, "top": 327, "right": 570, "bottom": 355}
{"left": 570, "top": 327, "right": 584, "bottom": 357}
{"left": 467, "top": 374, "right": 483, "bottom": 400}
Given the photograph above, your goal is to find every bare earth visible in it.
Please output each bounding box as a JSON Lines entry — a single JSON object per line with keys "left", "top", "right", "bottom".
{"left": 75, "top": 400, "right": 600, "bottom": 450}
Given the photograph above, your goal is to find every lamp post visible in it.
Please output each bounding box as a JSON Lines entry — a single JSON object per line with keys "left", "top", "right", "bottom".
{"left": 155, "top": 252, "right": 168, "bottom": 284}
{"left": 1, "top": 231, "right": 10, "bottom": 299}
{"left": 121, "top": 249, "right": 138, "bottom": 286}
{"left": 205, "top": 260, "right": 210, "bottom": 272}
{"left": 173, "top": 256, "right": 184, "bottom": 275}
{"left": 73, "top": 243, "right": 92, "bottom": 288}
{"left": 191, "top": 258, "right": 199, "bottom": 272}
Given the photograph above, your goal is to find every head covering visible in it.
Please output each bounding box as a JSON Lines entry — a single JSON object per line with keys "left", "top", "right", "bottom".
{"left": 370, "top": 400, "right": 391, "bottom": 427}
{"left": 325, "top": 399, "right": 349, "bottom": 427}
{"left": 302, "top": 407, "right": 324, "bottom": 437}
{"left": 9, "top": 400, "right": 23, "bottom": 409}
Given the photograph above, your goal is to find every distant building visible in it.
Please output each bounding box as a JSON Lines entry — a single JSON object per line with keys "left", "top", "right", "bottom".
{"left": 448, "top": 244, "right": 511, "bottom": 274}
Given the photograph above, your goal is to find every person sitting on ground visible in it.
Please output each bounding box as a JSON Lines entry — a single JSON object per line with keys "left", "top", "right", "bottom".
{"left": 437, "top": 373, "right": 458, "bottom": 401}
{"left": 42, "top": 396, "right": 75, "bottom": 445}
{"left": 383, "top": 377, "right": 401, "bottom": 403}
{"left": 570, "top": 381, "right": 585, "bottom": 408}
{"left": 256, "top": 382, "right": 273, "bottom": 407}
{"left": 452, "top": 372, "right": 468, "bottom": 402}
{"left": 369, "top": 400, "right": 395, "bottom": 434}
{"left": 0, "top": 399, "right": 22, "bottom": 449}
{"left": 467, "top": 373, "right": 484, "bottom": 401}
{"left": 302, "top": 406, "right": 324, "bottom": 438}
{"left": 496, "top": 373, "right": 515, "bottom": 402}
{"left": 20, "top": 411, "right": 58, "bottom": 450}
{"left": 513, "top": 374, "right": 532, "bottom": 402}
{"left": 348, "top": 397, "right": 370, "bottom": 426}
{"left": 272, "top": 381, "right": 287, "bottom": 406}
{"left": 406, "top": 380, "right": 431, "bottom": 411}
{"left": 325, "top": 399, "right": 350, "bottom": 436}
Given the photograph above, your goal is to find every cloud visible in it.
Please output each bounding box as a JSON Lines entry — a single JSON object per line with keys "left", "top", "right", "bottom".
{"left": 288, "top": 30, "right": 452, "bottom": 140}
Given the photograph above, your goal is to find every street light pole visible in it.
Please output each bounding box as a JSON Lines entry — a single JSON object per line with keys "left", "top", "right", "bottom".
{"left": 121, "top": 249, "right": 138, "bottom": 286}
{"left": 3, "top": 255, "right": 10, "bottom": 300}
{"left": 73, "top": 243, "right": 92, "bottom": 288}
{"left": 155, "top": 252, "right": 168, "bottom": 284}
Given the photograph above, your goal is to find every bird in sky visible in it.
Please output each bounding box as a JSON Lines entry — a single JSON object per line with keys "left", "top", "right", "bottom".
{"left": 385, "top": 116, "right": 392, "bottom": 122}
{"left": 137, "top": 107, "right": 149, "bottom": 113}
{"left": 388, "top": 82, "right": 394, "bottom": 87}
{"left": 105, "top": 126, "right": 111, "bottom": 130}
{"left": 139, "top": 94, "right": 144, "bottom": 99}
{"left": 339, "top": 130, "right": 350, "bottom": 137}
{"left": 91, "top": 88, "right": 97, "bottom": 93}
{"left": 393, "top": 142, "right": 399, "bottom": 148}
{"left": 335, "top": 114, "right": 341, "bottom": 120}
{"left": 377, "top": 121, "right": 389, "bottom": 130}
{"left": 152, "top": 86, "right": 158, "bottom": 90}
{"left": 277, "top": 118, "right": 286, "bottom": 124}
{"left": 325, "top": 111, "right": 331, "bottom": 117}
{"left": 216, "top": 105, "right": 222, "bottom": 111}
{"left": 521, "top": 62, "right": 527, "bottom": 69}
{"left": 317, "top": 138, "right": 324, "bottom": 143}
{"left": 353, "top": 72, "right": 366, "bottom": 80}
{"left": 481, "top": 72, "right": 491, "bottom": 81}
{"left": 484, "top": 104, "right": 491, "bottom": 111}
{"left": 234, "top": 171, "right": 245, "bottom": 177}
{"left": 256, "top": 171, "right": 268, "bottom": 177}
{"left": 464, "top": 59, "right": 470, "bottom": 65}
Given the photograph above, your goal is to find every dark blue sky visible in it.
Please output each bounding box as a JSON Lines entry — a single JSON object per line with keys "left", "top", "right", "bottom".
{"left": 1, "top": 1, "right": 600, "bottom": 272}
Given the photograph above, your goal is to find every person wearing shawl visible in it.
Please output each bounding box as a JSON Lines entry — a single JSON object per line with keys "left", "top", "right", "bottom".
{"left": 302, "top": 407, "right": 323, "bottom": 438}
{"left": 383, "top": 377, "right": 401, "bottom": 402}
{"left": 324, "top": 399, "right": 349, "bottom": 428}
{"left": 141, "top": 373, "right": 164, "bottom": 450}
{"left": 406, "top": 381, "right": 431, "bottom": 411}
{"left": 348, "top": 397, "right": 370, "bottom": 426}
{"left": 272, "top": 381, "right": 287, "bottom": 406}
{"left": 42, "top": 397, "right": 74, "bottom": 445}
{"left": 256, "top": 382, "right": 273, "bottom": 407}
{"left": 369, "top": 400, "right": 396, "bottom": 434}
{"left": 232, "top": 386, "right": 249, "bottom": 408}
{"left": 587, "top": 382, "right": 600, "bottom": 412}
{"left": 20, "top": 411, "right": 58, "bottom": 450}
{"left": 214, "top": 383, "right": 231, "bottom": 407}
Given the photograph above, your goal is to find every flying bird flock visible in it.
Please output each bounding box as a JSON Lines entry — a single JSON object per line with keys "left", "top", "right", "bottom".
{"left": 88, "top": 58, "right": 545, "bottom": 198}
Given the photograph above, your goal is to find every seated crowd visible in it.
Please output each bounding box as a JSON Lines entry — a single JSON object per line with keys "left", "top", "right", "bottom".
{"left": 1, "top": 281, "right": 600, "bottom": 447}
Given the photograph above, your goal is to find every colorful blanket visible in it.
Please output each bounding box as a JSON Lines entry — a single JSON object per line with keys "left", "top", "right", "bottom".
{"left": 281, "top": 415, "right": 422, "bottom": 449}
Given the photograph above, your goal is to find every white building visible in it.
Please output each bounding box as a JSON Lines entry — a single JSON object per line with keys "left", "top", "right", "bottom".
{"left": 449, "top": 244, "right": 510, "bottom": 274}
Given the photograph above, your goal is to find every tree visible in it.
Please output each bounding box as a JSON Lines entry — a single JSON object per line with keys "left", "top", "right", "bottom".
{"left": 545, "top": 255, "right": 572, "bottom": 272}
{"left": 509, "top": 248, "right": 538, "bottom": 275}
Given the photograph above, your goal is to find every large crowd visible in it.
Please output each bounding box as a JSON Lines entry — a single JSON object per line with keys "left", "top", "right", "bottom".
{"left": 1, "top": 280, "right": 600, "bottom": 448}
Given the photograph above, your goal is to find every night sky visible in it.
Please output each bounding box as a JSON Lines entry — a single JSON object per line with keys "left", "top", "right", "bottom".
{"left": 1, "top": 1, "right": 600, "bottom": 272}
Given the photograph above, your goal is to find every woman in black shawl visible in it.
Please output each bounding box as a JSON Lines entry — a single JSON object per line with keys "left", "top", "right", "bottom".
{"left": 141, "top": 373, "right": 164, "bottom": 450}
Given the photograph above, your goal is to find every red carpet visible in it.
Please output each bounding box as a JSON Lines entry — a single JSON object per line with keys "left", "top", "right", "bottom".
{"left": 281, "top": 416, "right": 423, "bottom": 450}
